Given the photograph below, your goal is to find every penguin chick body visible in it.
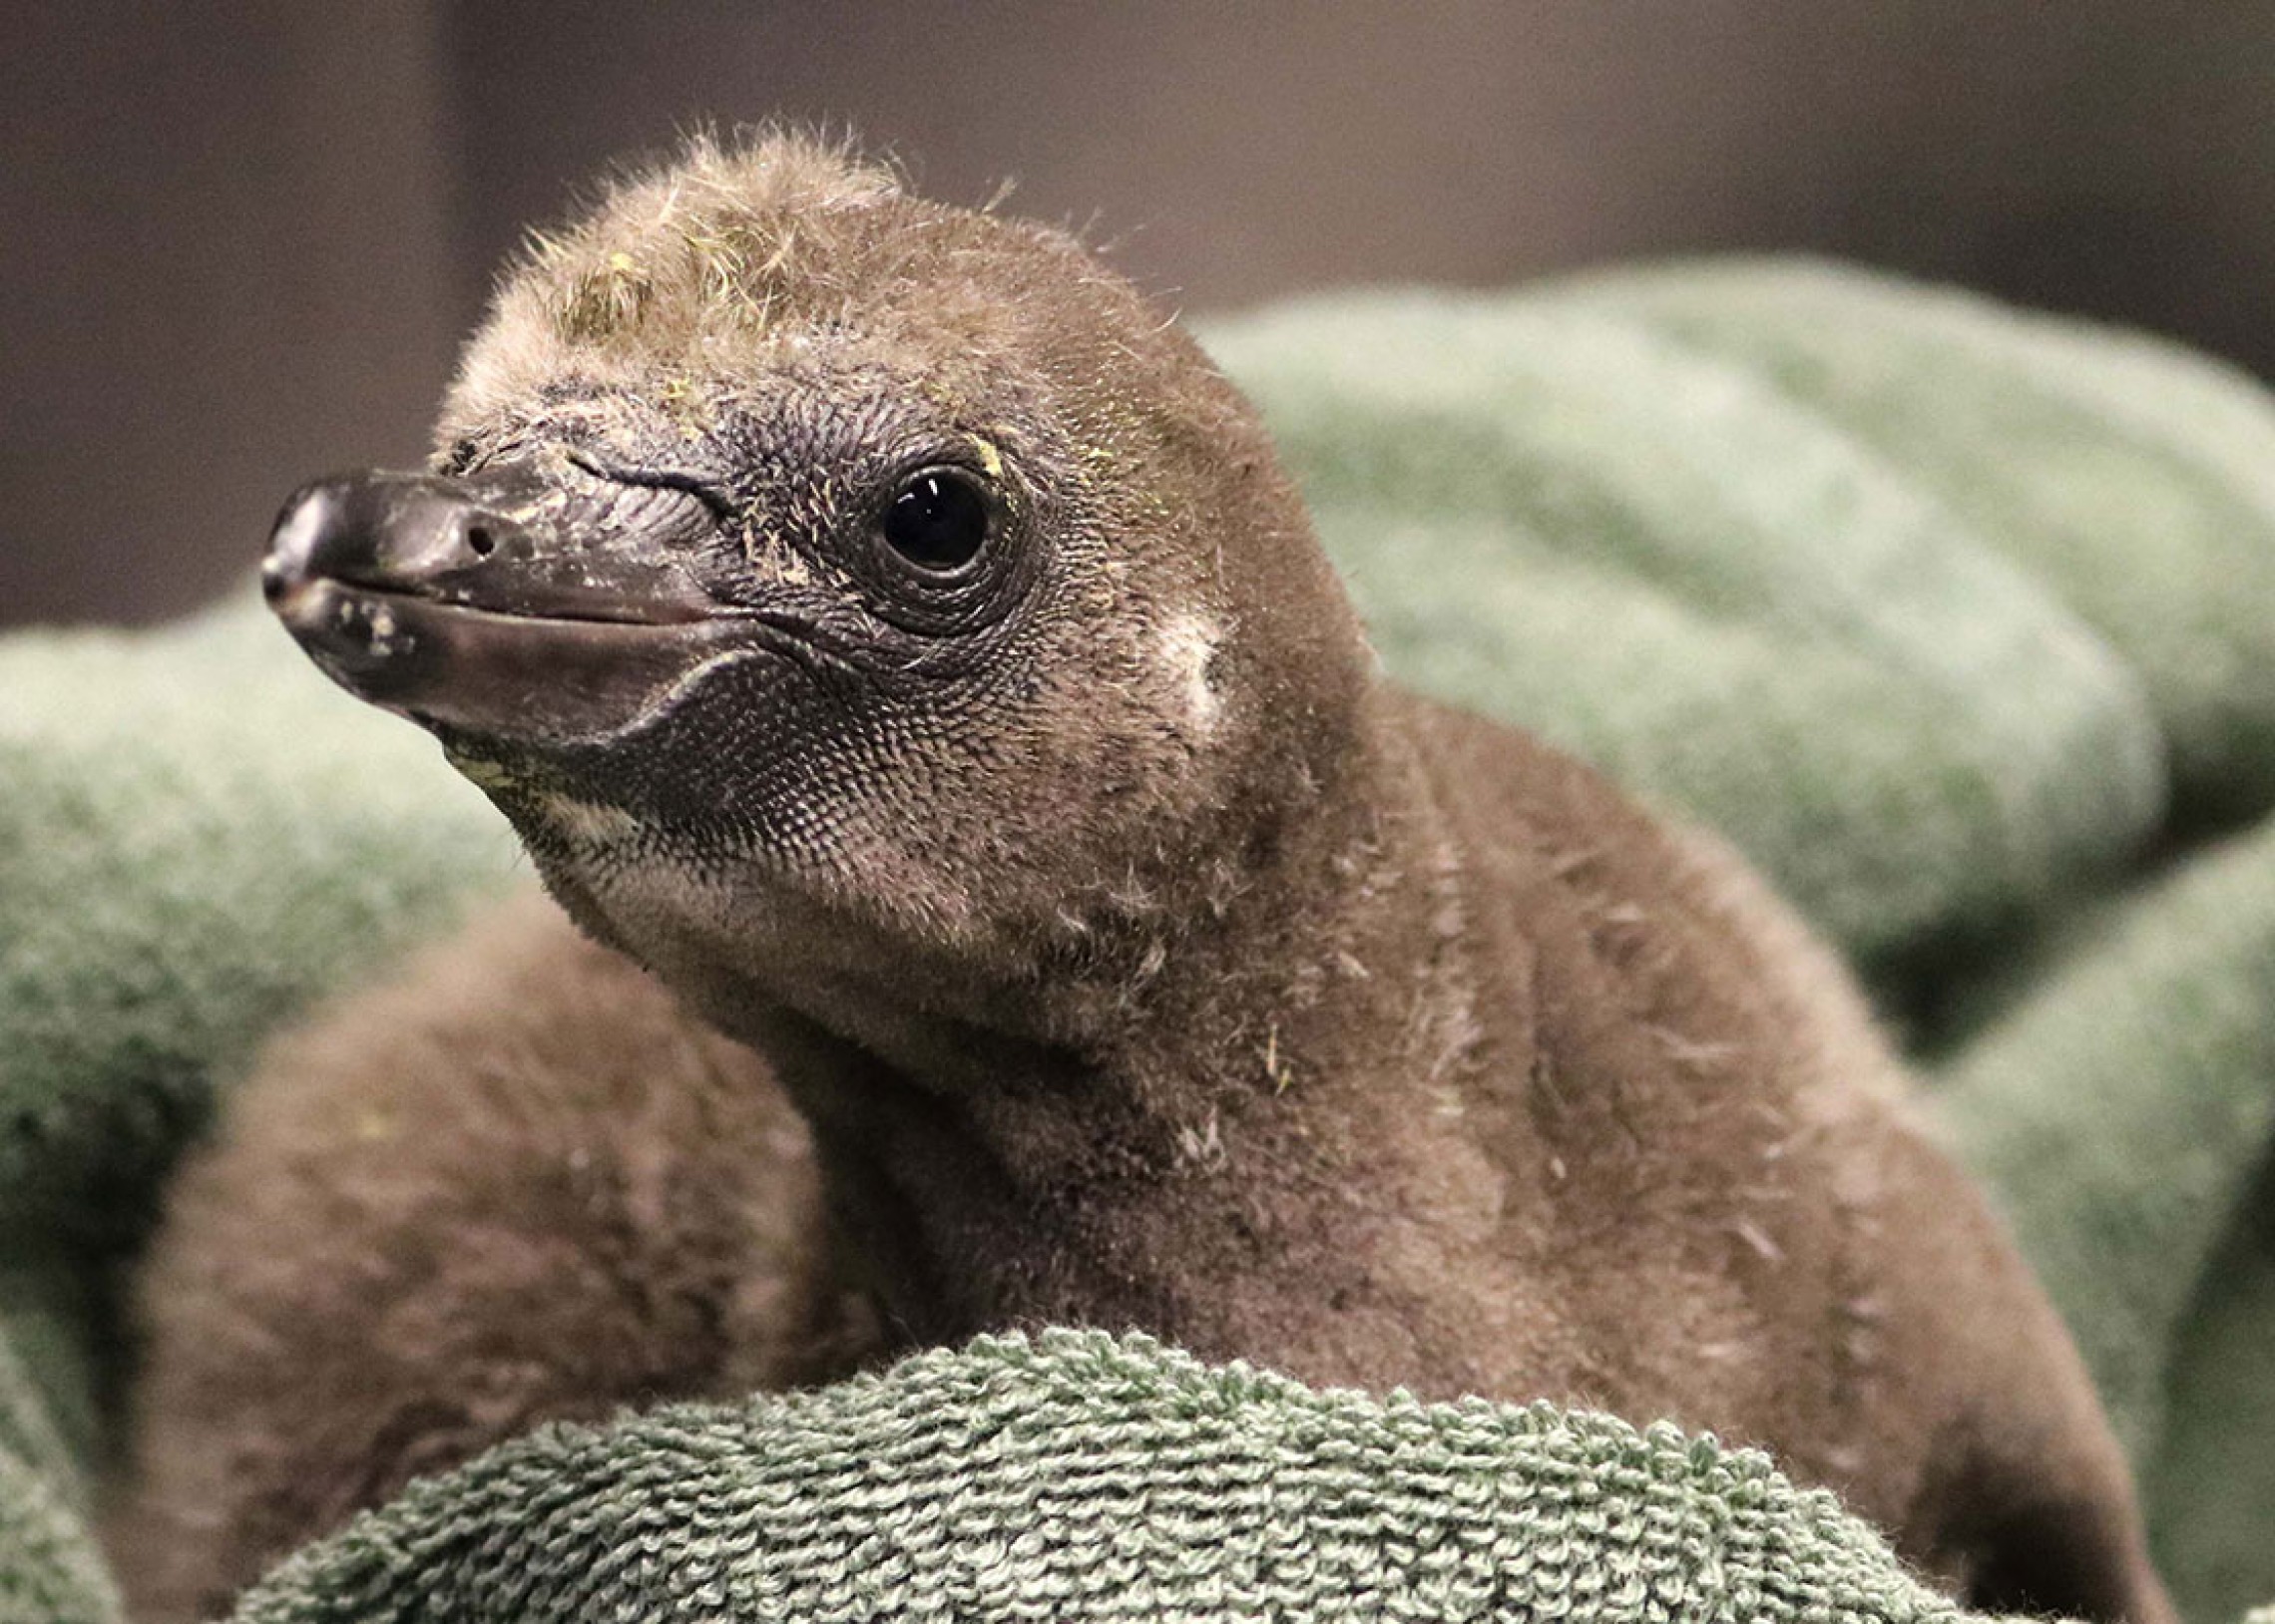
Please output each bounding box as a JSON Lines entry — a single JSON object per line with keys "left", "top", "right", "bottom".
{"left": 131, "top": 135, "right": 2169, "bottom": 1622}
{"left": 113, "top": 892, "right": 878, "bottom": 1620}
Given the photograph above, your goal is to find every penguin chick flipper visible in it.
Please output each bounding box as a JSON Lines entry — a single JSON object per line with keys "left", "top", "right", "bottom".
{"left": 107, "top": 891, "right": 879, "bottom": 1624}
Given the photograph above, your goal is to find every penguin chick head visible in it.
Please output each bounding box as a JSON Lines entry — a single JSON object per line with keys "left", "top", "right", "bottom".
{"left": 267, "top": 135, "right": 1368, "bottom": 1023}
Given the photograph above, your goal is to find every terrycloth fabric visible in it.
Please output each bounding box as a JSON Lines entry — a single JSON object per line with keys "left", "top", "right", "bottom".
{"left": 0, "top": 608, "right": 515, "bottom": 1250}
{"left": 233, "top": 1329, "right": 1967, "bottom": 1624}
{"left": 1936, "top": 817, "right": 2275, "bottom": 1461}
{"left": 4, "top": 260, "right": 2275, "bottom": 1621}
{"left": 1560, "top": 260, "right": 2275, "bottom": 832}
{"left": 0, "top": 1321, "right": 114, "bottom": 1624}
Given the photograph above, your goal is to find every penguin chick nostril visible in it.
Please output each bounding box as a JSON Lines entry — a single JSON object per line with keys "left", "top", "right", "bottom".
{"left": 466, "top": 524, "right": 495, "bottom": 559}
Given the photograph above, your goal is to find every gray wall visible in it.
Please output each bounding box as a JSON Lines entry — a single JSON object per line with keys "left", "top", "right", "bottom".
{"left": 9, "top": 2, "right": 2275, "bottom": 627}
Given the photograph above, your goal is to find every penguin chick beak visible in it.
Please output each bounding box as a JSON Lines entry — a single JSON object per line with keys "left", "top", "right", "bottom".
{"left": 265, "top": 465, "right": 749, "bottom": 744}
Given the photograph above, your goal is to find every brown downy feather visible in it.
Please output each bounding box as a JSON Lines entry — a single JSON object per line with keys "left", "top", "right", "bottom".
{"left": 111, "top": 892, "right": 879, "bottom": 1621}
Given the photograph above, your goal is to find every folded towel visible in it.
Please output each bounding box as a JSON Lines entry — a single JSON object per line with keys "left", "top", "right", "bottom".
{"left": 233, "top": 1329, "right": 1969, "bottom": 1624}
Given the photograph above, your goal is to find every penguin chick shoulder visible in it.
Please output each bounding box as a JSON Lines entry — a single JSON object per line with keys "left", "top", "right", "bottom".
{"left": 243, "top": 136, "right": 2167, "bottom": 1622}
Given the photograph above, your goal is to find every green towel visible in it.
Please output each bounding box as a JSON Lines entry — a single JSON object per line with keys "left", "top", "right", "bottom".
{"left": 1559, "top": 259, "right": 2275, "bottom": 832}
{"left": 2, "top": 1314, "right": 112, "bottom": 1624}
{"left": 233, "top": 1329, "right": 1968, "bottom": 1624}
{"left": 5, "top": 259, "right": 2275, "bottom": 1621}
{"left": 0, "top": 609, "right": 515, "bottom": 1252}
{"left": 1936, "top": 817, "right": 2275, "bottom": 1461}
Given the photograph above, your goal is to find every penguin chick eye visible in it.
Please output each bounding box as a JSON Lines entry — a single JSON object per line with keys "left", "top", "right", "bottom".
{"left": 881, "top": 469, "right": 992, "bottom": 574}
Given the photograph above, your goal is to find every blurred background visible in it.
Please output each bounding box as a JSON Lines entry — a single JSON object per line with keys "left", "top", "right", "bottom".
{"left": 6, "top": 1, "right": 2274, "bottom": 628}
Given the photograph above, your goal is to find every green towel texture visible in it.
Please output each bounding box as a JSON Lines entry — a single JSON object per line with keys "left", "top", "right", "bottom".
{"left": 4, "top": 259, "right": 2274, "bottom": 1620}
{"left": 233, "top": 1329, "right": 1968, "bottom": 1624}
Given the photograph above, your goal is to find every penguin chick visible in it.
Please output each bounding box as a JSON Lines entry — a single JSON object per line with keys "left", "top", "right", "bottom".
{"left": 112, "top": 891, "right": 880, "bottom": 1621}
{"left": 222, "top": 134, "right": 2166, "bottom": 1621}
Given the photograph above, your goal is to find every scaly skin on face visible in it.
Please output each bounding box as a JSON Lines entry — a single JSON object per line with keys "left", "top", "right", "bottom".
{"left": 273, "top": 138, "right": 1366, "bottom": 1047}
{"left": 258, "top": 135, "right": 2173, "bottom": 1623}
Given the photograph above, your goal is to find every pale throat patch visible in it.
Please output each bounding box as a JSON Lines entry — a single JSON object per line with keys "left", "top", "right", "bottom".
{"left": 537, "top": 792, "right": 643, "bottom": 848}
{"left": 1159, "top": 611, "right": 1223, "bottom": 734}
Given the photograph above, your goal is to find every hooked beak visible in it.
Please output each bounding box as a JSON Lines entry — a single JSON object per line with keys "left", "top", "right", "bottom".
{"left": 264, "top": 463, "right": 748, "bottom": 743}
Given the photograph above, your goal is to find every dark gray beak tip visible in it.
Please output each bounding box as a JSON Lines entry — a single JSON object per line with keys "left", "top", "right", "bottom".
{"left": 264, "top": 476, "right": 351, "bottom": 605}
